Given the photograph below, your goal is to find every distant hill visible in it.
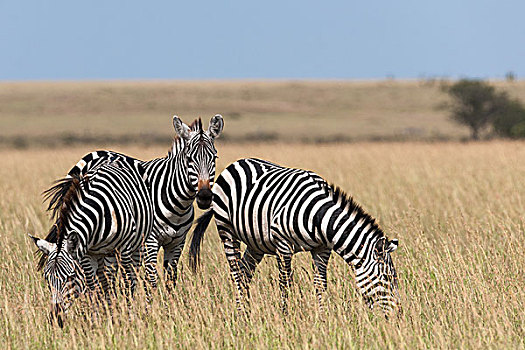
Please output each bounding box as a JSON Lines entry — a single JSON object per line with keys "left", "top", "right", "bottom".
{"left": 1, "top": 80, "right": 525, "bottom": 148}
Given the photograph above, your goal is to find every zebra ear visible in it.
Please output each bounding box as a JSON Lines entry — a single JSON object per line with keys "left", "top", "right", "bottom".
{"left": 29, "top": 234, "right": 56, "bottom": 255}
{"left": 386, "top": 239, "right": 399, "bottom": 253}
{"left": 173, "top": 115, "right": 191, "bottom": 140}
{"left": 66, "top": 232, "right": 81, "bottom": 260}
{"left": 207, "top": 114, "right": 224, "bottom": 139}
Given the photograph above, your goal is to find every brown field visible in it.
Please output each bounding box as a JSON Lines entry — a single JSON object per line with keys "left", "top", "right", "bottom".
{"left": 5, "top": 79, "right": 525, "bottom": 146}
{"left": 1, "top": 140, "right": 524, "bottom": 349}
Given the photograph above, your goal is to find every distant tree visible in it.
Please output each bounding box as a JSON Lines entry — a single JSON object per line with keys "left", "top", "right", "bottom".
{"left": 509, "top": 121, "right": 525, "bottom": 138}
{"left": 444, "top": 79, "right": 509, "bottom": 140}
{"left": 492, "top": 99, "right": 525, "bottom": 138}
{"left": 505, "top": 71, "right": 516, "bottom": 82}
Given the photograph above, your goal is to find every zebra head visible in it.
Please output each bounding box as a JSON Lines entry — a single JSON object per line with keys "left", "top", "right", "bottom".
{"left": 30, "top": 234, "right": 84, "bottom": 328}
{"left": 355, "top": 237, "right": 400, "bottom": 316}
{"left": 173, "top": 114, "right": 224, "bottom": 209}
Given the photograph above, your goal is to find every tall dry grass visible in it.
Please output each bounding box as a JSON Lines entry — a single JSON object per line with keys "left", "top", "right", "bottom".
{"left": 0, "top": 141, "right": 524, "bottom": 349}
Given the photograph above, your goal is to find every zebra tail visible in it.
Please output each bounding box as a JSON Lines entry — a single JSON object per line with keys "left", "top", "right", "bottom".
{"left": 189, "top": 210, "right": 214, "bottom": 273}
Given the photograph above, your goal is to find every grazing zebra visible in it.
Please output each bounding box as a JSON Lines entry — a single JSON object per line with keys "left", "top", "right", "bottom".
{"left": 45, "top": 114, "right": 224, "bottom": 290}
{"left": 189, "top": 158, "right": 401, "bottom": 316}
{"left": 30, "top": 156, "right": 154, "bottom": 327}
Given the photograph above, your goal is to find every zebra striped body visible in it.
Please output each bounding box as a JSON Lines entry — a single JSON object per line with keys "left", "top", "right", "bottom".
{"left": 59, "top": 115, "right": 224, "bottom": 289}
{"left": 32, "top": 156, "right": 154, "bottom": 326}
{"left": 190, "top": 158, "right": 400, "bottom": 315}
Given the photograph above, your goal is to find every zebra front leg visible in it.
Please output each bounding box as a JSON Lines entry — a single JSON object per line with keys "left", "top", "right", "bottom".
{"left": 103, "top": 255, "right": 119, "bottom": 299}
{"left": 96, "top": 262, "right": 115, "bottom": 314}
{"left": 276, "top": 244, "right": 293, "bottom": 315}
{"left": 163, "top": 241, "right": 184, "bottom": 293}
{"left": 118, "top": 251, "right": 138, "bottom": 321}
{"left": 240, "top": 248, "right": 264, "bottom": 299}
{"left": 80, "top": 256, "right": 103, "bottom": 324}
{"left": 144, "top": 236, "right": 160, "bottom": 294}
{"left": 311, "top": 249, "right": 331, "bottom": 314}
{"left": 221, "top": 234, "right": 248, "bottom": 314}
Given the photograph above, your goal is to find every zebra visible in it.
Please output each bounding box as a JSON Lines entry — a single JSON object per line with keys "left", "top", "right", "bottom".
{"left": 30, "top": 156, "right": 154, "bottom": 327}
{"left": 43, "top": 114, "right": 224, "bottom": 291}
{"left": 189, "top": 158, "right": 401, "bottom": 316}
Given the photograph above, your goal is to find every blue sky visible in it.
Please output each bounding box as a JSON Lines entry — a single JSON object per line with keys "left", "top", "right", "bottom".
{"left": 1, "top": 0, "right": 524, "bottom": 80}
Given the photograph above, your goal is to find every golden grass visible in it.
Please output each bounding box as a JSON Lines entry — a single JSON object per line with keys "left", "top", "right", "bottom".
{"left": 1, "top": 141, "right": 524, "bottom": 349}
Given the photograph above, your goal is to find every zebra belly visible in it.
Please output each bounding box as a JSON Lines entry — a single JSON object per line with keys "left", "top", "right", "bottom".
{"left": 88, "top": 233, "right": 138, "bottom": 255}
{"left": 235, "top": 224, "right": 276, "bottom": 255}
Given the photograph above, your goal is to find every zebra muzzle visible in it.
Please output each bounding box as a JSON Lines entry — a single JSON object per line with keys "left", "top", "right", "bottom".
{"left": 196, "top": 179, "right": 213, "bottom": 209}
{"left": 196, "top": 188, "right": 213, "bottom": 209}
{"left": 50, "top": 303, "right": 65, "bottom": 328}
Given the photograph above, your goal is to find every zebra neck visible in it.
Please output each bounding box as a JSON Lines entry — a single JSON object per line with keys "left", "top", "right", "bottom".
{"left": 171, "top": 137, "right": 185, "bottom": 156}
{"left": 172, "top": 153, "right": 197, "bottom": 202}
{"left": 143, "top": 139, "right": 196, "bottom": 209}
{"left": 172, "top": 138, "right": 197, "bottom": 200}
{"left": 326, "top": 207, "right": 382, "bottom": 266}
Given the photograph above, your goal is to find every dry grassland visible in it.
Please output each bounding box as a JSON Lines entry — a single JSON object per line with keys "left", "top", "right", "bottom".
{"left": 3, "top": 79, "right": 519, "bottom": 145}
{"left": 0, "top": 141, "right": 524, "bottom": 349}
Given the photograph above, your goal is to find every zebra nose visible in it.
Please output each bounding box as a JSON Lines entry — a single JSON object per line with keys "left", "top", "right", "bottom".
{"left": 196, "top": 188, "right": 213, "bottom": 209}
{"left": 49, "top": 303, "right": 65, "bottom": 328}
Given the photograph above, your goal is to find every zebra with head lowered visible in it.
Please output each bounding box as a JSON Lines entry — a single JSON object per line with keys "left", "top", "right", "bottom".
{"left": 30, "top": 155, "right": 154, "bottom": 327}
{"left": 55, "top": 114, "right": 224, "bottom": 290}
{"left": 189, "top": 158, "right": 401, "bottom": 316}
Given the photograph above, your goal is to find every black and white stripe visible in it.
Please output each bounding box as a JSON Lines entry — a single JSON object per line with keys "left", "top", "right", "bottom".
{"left": 189, "top": 158, "right": 401, "bottom": 316}
{"left": 62, "top": 115, "right": 224, "bottom": 290}
{"left": 31, "top": 156, "right": 154, "bottom": 327}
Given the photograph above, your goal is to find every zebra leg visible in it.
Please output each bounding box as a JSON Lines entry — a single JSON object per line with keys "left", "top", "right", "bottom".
{"left": 80, "top": 256, "right": 103, "bottom": 323}
{"left": 130, "top": 248, "right": 154, "bottom": 307}
{"left": 220, "top": 233, "right": 247, "bottom": 313}
{"left": 311, "top": 249, "right": 331, "bottom": 313}
{"left": 120, "top": 251, "right": 138, "bottom": 299}
{"left": 240, "top": 248, "right": 264, "bottom": 299}
{"left": 81, "top": 256, "right": 100, "bottom": 293}
{"left": 163, "top": 241, "right": 184, "bottom": 293}
{"left": 144, "top": 236, "right": 160, "bottom": 292}
{"left": 103, "top": 255, "right": 119, "bottom": 299}
{"left": 96, "top": 262, "right": 113, "bottom": 312}
{"left": 276, "top": 243, "right": 293, "bottom": 315}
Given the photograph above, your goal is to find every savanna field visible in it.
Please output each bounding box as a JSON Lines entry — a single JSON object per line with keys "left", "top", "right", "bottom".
{"left": 0, "top": 81, "right": 524, "bottom": 349}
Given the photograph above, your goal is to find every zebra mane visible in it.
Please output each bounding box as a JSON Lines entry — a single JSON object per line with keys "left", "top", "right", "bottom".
{"left": 169, "top": 118, "right": 202, "bottom": 156}
{"left": 189, "top": 118, "right": 203, "bottom": 133}
{"left": 37, "top": 173, "right": 84, "bottom": 270}
{"left": 323, "top": 182, "right": 385, "bottom": 239}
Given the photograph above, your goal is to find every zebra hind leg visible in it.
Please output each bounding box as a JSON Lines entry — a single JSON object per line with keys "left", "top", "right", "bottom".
{"left": 311, "top": 249, "right": 331, "bottom": 315}
{"left": 276, "top": 243, "right": 293, "bottom": 315}
{"left": 220, "top": 233, "right": 249, "bottom": 315}
{"left": 120, "top": 251, "right": 138, "bottom": 299}
{"left": 239, "top": 248, "right": 264, "bottom": 300}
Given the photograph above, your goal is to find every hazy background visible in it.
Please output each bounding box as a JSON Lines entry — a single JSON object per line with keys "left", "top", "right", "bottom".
{"left": 1, "top": 0, "right": 525, "bottom": 80}
{"left": 1, "top": 1, "right": 525, "bottom": 147}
